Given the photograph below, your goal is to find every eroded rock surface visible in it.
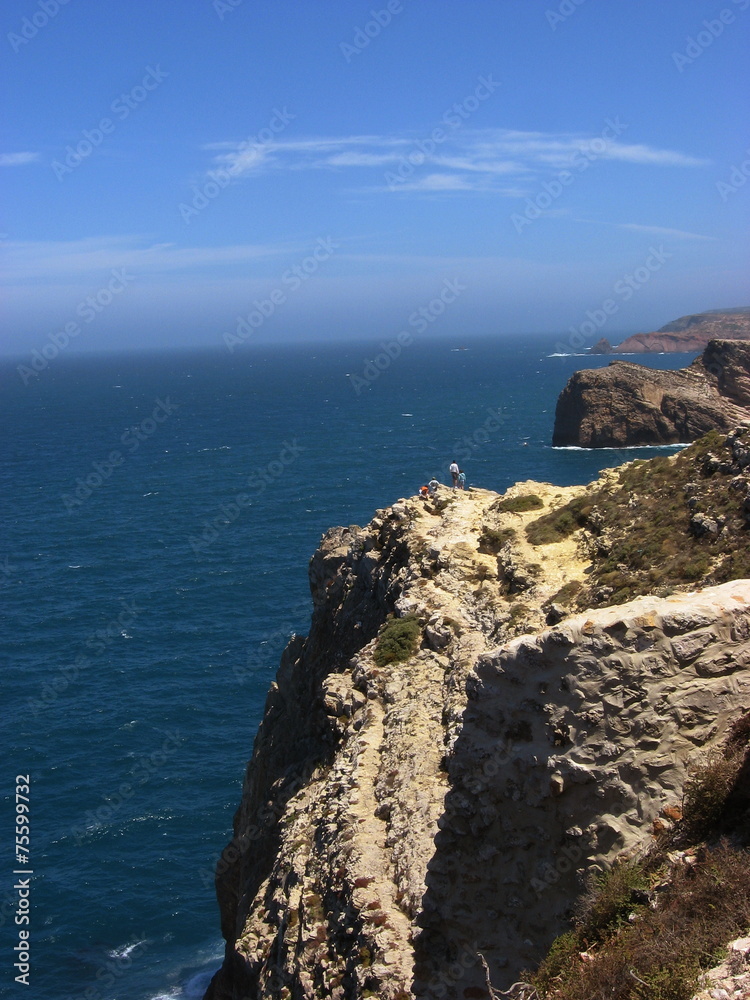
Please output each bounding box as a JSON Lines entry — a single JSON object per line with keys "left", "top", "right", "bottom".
{"left": 553, "top": 339, "right": 750, "bottom": 448}
{"left": 204, "top": 481, "right": 750, "bottom": 1000}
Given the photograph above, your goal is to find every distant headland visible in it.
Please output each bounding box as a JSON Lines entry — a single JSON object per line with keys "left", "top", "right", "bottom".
{"left": 590, "top": 306, "right": 750, "bottom": 354}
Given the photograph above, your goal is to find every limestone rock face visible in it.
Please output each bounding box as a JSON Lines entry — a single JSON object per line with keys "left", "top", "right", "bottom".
{"left": 203, "top": 478, "right": 750, "bottom": 999}
{"left": 553, "top": 339, "right": 750, "bottom": 448}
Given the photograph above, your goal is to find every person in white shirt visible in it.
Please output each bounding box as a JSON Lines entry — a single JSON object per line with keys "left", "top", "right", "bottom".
{"left": 449, "top": 461, "right": 459, "bottom": 488}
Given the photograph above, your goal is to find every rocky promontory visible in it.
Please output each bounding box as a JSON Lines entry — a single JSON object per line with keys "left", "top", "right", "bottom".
{"left": 205, "top": 429, "right": 750, "bottom": 999}
{"left": 553, "top": 339, "right": 750, "bottom": 448}
{"left": 591, "top": 307, "right": 750, "bottom": 354}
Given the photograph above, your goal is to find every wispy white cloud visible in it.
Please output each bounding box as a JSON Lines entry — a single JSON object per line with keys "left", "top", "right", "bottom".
{"left": 390, "top": 173, "right": 478, "bottom": 192}
{"left": 599, "top": 145, "right": 708, "bottom": 167}
{"left": 0, "top": 152, "right": 39, "bottom": 166}
{"left": 618, "top": 223, "right": 717, "bottom": 241}
{"left": 200, "top": 128, "right": 709, "bottom": 194}
{"left": 0, "top": 235, "right": 323, "bottom": 283}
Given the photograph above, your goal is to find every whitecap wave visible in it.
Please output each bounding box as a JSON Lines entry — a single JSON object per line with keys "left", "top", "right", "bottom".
{"left": 108, "top": 938, "right": 147, "bottom": 960}
{"left": 552, "top": 443, "right": 690, "bottom": 451}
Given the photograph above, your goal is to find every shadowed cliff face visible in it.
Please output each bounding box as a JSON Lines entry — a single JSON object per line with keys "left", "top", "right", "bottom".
{"left": 203, "top": 457, "right": 750, "bottom": 1000}
{"left": 552, "top": 340, "right": 750, "bottom": 448}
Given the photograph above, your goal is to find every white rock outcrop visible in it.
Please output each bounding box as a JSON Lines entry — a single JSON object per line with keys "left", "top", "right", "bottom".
{"left": 204, "top": 484, "right": 750, "bottom": 1000}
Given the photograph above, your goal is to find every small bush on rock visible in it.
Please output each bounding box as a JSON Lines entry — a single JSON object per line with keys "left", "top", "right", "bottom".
{"left": 374, "top": 615, "right": 421, "bottom": 666}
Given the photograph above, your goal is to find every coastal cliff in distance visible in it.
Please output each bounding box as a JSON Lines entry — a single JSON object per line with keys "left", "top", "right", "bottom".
{"left": 205, "top": 428, "right": 750, "bottom": 999}
{"left": 553, "top": 339, "right": 750, "bottom": 448}
{"left": 591, "top": 306, "right": 750, "bottom": 354}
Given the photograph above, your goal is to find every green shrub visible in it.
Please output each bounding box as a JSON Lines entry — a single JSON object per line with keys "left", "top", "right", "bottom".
{"left": 529, "top": 842, "right": 750, "bottom": 1000}
{"left": 478, "top": 526, "right": 516, "bottom": 553}
{"left": 550, "top": 579, "right": 583, "bottom": 605}
{"left": 533, "top": 930, "right": 579, "bottom": 991}
{"left": 373, "top": 615, "right": 421, "bottom": 666}
{"left": 682, "top": 748, "right": 744, "bottom": 840}
{"left": 576, "top": 862, "right": 648, "bottom": 945}
{"left": 630, "top": 962, "right": 701, "bottom": 1000}
{"left": 491, "top": 494, "right": 544, "bottom": 514}
{"left": 526, "top": 498, "right": 591, "bottom": 545}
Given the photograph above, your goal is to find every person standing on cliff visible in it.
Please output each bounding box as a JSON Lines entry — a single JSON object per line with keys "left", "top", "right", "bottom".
{"left": 449, "top": 460, "right": 459, "bottom": 488}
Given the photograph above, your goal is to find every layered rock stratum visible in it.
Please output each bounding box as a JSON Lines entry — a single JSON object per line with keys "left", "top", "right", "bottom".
{"left": 591, "top": 307, "right": 750, "bottom": 354}
{"left": 553, "top": 339, "right": 750, "bottom": 448}
{"left": 205, "top": 431, "right": 750, "bottom": 1000}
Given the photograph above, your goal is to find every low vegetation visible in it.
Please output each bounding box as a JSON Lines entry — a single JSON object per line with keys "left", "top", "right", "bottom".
{"left": 525, "top": 496, "right": 593, "bottom": 546}
{"left": 491, "top": 494, "right": 545, "bottom": 514}
{"left": 525, "top": 429, "right": 750, "bottom": 607}
{"left": 531, "top": 841, "right": 750, "bottom": 1000}
{"left": 478, "top": 526, "right": 516, "bottom": 553}
{"left": 373, "top": 614, "right": 421, "bottom": 666}
{"left": 549, "top": 579, "right": 583, "bottom": 606}
{"left": 529, "top": 712, "right": 750, "bottom": 1000}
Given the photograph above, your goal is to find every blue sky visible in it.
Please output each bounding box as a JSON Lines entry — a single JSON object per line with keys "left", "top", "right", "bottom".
{"left": 2, "top": 0, "right": 749, "bottom": 357}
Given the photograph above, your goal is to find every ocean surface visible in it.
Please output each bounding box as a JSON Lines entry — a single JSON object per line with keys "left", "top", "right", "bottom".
{"left": 1, "top": 334, "right": 695, "bottom": 999}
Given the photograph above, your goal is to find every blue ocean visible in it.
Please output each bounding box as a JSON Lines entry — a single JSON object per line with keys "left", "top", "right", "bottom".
{"left": 1, "top": 334, "right": 693, "bottom": 999}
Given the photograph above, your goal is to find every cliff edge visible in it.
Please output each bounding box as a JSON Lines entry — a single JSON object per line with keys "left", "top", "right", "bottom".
{"left": 205, "top": 429, "right": 750, "bottom": 999}
{"left": 553, "top": 339, "right": 750, "bottom": 448}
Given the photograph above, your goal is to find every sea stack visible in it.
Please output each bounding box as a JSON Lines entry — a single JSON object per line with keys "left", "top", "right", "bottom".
{"left": 553, "top": 339, "right": 750, "bottom": 448}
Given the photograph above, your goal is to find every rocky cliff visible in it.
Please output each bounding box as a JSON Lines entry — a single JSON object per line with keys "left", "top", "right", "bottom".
{"left": 553, "top": 339, "right": 750, "bottom": 448}
{"left": 205, "top": 430, "right": 750, "bottom": 1000}
{"left": 591, "top": 307, "right": 750, "bottom": 354}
